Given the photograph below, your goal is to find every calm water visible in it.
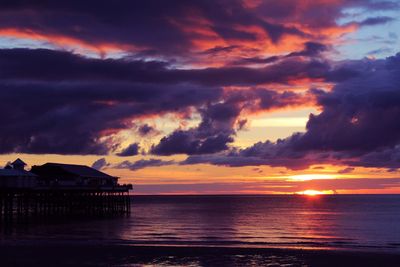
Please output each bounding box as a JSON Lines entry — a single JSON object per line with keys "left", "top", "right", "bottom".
{"left": 2, "top": 195, "right": 400, "bottom": 252}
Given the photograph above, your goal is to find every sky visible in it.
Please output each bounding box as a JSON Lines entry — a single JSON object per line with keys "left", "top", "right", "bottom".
{"left": 1, "top": 0, "right": 400, "bottom": 194}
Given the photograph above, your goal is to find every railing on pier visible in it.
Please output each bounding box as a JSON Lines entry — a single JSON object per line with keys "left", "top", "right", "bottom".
{"left": 0, "top": 187, "right": 132, "bottom": 223}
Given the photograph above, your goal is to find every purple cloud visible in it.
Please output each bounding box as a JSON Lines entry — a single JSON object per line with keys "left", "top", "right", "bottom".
{"left": 91, "top": 158, "right": 109, "bottom": 170}
{"left": 182, "top": 53, "right": 400, "bottom": 170}
{"left": 115, "top": 158, "right": 175, "bottom": 171}
{"left": 117, "top": 143, "right": 140, "bottom": 157}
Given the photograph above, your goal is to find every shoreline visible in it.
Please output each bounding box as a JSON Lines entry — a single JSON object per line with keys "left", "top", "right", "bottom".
{"left": 1, "top": 243, "right": 399, "bottom": 266}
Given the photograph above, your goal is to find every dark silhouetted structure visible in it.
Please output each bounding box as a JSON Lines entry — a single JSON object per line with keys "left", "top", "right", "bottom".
{"left": 31, "top": 162, "right": 119, "bottom": 188}
{"left": 0, "top": 159, "right": 132, "bottom": 222}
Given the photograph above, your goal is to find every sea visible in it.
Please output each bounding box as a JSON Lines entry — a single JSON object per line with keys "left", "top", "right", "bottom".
{"left": 2, "top": 194, "right": 400, "bottom": 253}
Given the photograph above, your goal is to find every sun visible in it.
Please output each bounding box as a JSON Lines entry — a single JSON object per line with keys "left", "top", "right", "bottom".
{"left": 297, "top": 190, "right": 332, "bottom": 196}
{"left": 302, "top": 190, "right": 323, "bottom": 196}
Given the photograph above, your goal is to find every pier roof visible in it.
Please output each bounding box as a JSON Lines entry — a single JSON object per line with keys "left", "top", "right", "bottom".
{"left": 12, "top": 158, "right": 27, "bottom": 166}
{"left": 37, "top": 163, "right": 115, "bottom": 179}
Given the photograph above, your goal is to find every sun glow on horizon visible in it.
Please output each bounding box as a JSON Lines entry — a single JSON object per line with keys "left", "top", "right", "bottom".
{"left": 288, "top": 174, "right": 337, "bottom": 181}
{"left": 297, "top": 189, "right": 334, "bottom": 196}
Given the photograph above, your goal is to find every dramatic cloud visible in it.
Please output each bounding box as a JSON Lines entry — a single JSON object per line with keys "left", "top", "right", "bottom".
{"left": 152, "top": 89, "right": 311, "bottom": 155}
{"left": 183, "top": 53, "right": 400, "bottom": 170}
{"left": 181, "top": 135, "right": 333, "bottom": 170}
{"left": 297, "top": 54, "right": 400, "bottom": 153}
{"left": 117, "top": 143, "right": 140, "bottom": 157}
{"left": 345, "top": 146, "right": 400, "bottom": 169}
{"left": 115, "top": 158, "right": 175, "bottom": 171}
{"left": 0, "top": 48, "right": 319, "bottom": 155}
{"left": 0, "top": 1, "right": 310, "bottom": 57}
{"left": 151, "top": 101, "right": 238, "bottom": 155}
{"left": 0, "top": 49, "right": 226, "bottom": 154}
{"left": 152, "top": 131, "right": 235, "bottom": 156}
{"left": 0, "top": 0, "right": 395, "bottom": 64}
{"left": 91, "top": 158, "right": 109, "bottom": 170}
{"left": 0, "top": 48, "right": 334, "bottom": 86}
{"left": 0, "top": 81, "right": 220, "bottom": 154}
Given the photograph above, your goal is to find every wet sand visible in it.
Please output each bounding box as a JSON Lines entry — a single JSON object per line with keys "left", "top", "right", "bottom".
{"left": 0, "top": 244, "right": 399, "bottom": 266}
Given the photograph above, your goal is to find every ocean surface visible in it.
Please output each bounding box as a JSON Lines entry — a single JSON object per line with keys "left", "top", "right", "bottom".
{"left": 2, "top": 195, "right": 400, "bottom": 252}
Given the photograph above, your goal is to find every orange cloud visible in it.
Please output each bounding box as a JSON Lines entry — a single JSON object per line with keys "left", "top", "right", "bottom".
{"left": 0, "top": 28, "right": 136, "bottom": 57}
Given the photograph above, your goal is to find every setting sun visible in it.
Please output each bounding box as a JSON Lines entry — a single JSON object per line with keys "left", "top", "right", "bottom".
{"left": 297, "top": 190, "right": 333, "bottom": 196}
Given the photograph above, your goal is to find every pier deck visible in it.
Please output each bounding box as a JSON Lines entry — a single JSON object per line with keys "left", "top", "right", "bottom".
{"left": 0, "top": 186, "right": 132, "bottom": 222}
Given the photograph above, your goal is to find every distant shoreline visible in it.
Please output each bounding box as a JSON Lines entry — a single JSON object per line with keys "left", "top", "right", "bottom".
{"left": 1, "top": 243, "right": 399, "bottom": 266}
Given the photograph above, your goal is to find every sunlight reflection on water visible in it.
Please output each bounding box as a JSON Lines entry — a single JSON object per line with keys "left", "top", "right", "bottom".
{"left": 2, "top": 195, "right": 400, "bottom": 252}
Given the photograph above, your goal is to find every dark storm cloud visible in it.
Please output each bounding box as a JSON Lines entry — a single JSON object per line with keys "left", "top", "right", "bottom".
{"left": 0, "top": 0, "right": 310, "bottom": 55}
{"left": 0, "top": 0, "right": 395, "bottom": 61}
{"left": 0, "top": 48, "right": 318, "bottom": 155}
{"left": 2, "top": 47, "right": 398, "bottom": 160}
{"left": 0, "top": 48, "right": 171, "bottom": 81}
{"left": 151, "top": 89, "right": 310, "bottom": 155}
{"left": 0, "top": 80, "right": 221, "bottom": 154}
{"left": 0, "top": 48, "right": 331, "bottom": 86}
{"left": 278, "top": 53, "right": 400, "bottom": 157}
{"left": 182, "top": 53, "right": 400, "bottom": 170}
{"left": 0, "top": 1, "right": 190, "bottom": 53}
{"left": 151, "top": 131, "right": 235, "bottom": 156}
{"left": 0, "top": 50, "right": 225, "bottom": 155}
{"left": 296, "top": 55, "right": 400, "bottom": 153}
{"left": 117, "top": 143, "right": 140, "bottom": 157}
{"left": 180, "top": 134, "right": 330, "bottom": 170}
{"left": 232, "top": 41, "right": 329, "bottom": 66}
{"left": 345, "top": 146, "right": 400, "bottom": 169}
{"left": 151, "top": 101, "right": 238, "bottom": 155}
{"left": 0, "top": 49, "right": 322, "bottom": 154}
{"left": 184, "top": 59, "right": 330, "bottom": 86}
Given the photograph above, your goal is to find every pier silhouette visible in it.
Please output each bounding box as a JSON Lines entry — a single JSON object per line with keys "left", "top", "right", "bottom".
{"left": 0, "top": 159, "right": 132, "bottom": 223}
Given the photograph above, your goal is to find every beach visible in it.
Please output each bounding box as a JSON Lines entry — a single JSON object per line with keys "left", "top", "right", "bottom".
{"left": 0, "top": 243, "right": 399, "bottom": 266}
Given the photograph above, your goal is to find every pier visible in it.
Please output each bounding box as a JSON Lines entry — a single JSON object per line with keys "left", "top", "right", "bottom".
{"left": 0, "top": 159, "right": 132, "bottom": 223}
